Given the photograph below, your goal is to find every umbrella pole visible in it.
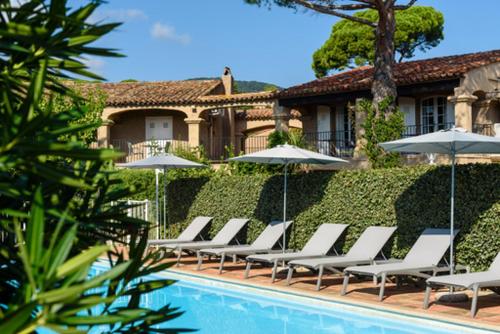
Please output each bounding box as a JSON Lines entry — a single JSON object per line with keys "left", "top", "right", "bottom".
{"left": 450, "top": 147, "right": 456, "bottom": 276}
{"left": 155, "top": 169, "right": 160, "bottom": 239}
{"left": 163, "top": 167, "right": 167, "bottom": 239}
{"left": 283, "top": 163, "right": 288, "bottom": 255}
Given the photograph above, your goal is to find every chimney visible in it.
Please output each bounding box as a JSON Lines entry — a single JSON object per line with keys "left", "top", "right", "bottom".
{"left": 222, "top": 66, "right": 234, "bottom": 95}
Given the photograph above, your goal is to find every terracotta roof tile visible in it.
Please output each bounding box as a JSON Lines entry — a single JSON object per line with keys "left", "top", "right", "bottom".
{"left": 75, "top": 80, "right": 222, "bottom": 107}
{"left": 236, "top": 108, "right": 301, "bottom": 121}
{"left": 198, "top": 91, "right": 277, "bottom": 104}
{"left": 279, "top": 50, "right": 500, "bottom": 99}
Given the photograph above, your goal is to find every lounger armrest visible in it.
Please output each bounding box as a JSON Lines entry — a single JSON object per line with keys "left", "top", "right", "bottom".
{"left": 373, "top": 259, "right": 403, "bottom": 265}
{"left": 267, "top": 249, "right": 297, "bottom": 254}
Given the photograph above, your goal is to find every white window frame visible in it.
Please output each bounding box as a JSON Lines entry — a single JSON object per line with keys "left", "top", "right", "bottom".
{"left": 421, "top": 96, "right": 450, "bottom": 134}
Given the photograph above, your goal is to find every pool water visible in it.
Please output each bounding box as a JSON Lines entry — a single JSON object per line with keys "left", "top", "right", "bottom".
{"left": 107, "top": 270, "right": 477, "bottom": 334}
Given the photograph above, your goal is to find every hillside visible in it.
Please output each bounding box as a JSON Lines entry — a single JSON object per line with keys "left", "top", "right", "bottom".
{"left": 187, "top": 77, "right": 281, "bottom": 93}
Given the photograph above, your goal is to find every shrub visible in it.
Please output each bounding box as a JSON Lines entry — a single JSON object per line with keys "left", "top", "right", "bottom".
{"left": 359, "top": 98, "right": 405, "bottom": 168}
{"left": 116, "top": 163, "right": 500, "bottom": 271}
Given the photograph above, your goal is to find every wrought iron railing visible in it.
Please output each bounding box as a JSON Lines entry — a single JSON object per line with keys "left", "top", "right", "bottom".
{"left": 109, "top": 139, "right": 190, "bottom": 163}
{"left": 209, "top": 135, "right": 269, "bottom": 161}
{"left": 402, "top": 122, "right": 455, "bottom": 137}
{"left": 303, "top": 130, "right": 355, "bottom": 157}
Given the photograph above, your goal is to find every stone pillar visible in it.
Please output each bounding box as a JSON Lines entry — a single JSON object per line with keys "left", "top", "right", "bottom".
{"left": 185, "top": 118, "right": 204, "bottom": 147}
{"left": 228, "top": 107, "right": 236, "bottom": 148}
{"left": 353, "top": 99, "right": 366, "bottom": 158}
{"left": 273, "top": 103, "right": 290, "bottom": 132}
{"left": 448, "top": 90, "right": 477, "bottom": 132}
{"left": 97, "top": 120, "right": 112, "bottom": 147}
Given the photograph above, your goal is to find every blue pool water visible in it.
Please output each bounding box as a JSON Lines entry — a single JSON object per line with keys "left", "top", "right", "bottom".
{"left": 89, "top": 269, "right": 476, "bottom": 334}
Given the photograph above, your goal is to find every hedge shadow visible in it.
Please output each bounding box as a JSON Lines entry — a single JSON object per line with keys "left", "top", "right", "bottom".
{"left": 253, "top": 172, "right": 333, "bottom": 248}
{"left": 394, "top": 164, "right": 500, "bottom": 270}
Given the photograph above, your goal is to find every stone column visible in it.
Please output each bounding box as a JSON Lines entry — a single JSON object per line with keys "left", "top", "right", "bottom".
{"left": 273, "top": 102, "right": 290, "bottom": 132}
{"left": 228, "top": 107, "right": 236, "bottom": 148}
{"left": 185, "top": 118, "right": 204, "bottom": 147}
{"left": 353, "top": 99, "right": 366, "bottom": 158}
{"left": 97, "top": 120, "right": 112, "bottom": 147}
{"left": 448, "top": 90, "right": 477, "bottom": 132}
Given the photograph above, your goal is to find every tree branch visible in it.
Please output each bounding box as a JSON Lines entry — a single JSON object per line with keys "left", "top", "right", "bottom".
{"left": 394, "top": 0, "right": 418, "bottom": 10}
{"left": 291, "top": 0, "right": 377, "bottom": 27}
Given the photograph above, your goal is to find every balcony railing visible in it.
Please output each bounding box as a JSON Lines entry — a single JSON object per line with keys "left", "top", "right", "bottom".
{"left": 402, "top": 122, "right": 455, "bottom": 137}
{"left": 303, "top": 130, "right": 355, "bottom": 157}
{"left": 108, "top": 139, "right": 190, "bottom": 163}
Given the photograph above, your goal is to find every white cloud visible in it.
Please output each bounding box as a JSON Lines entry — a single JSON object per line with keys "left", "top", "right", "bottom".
{"left": 90, "top": 8, "right": 147, "bottom": 23}
{"left": 83, "top": 58, "right": 106, "bottom": 76}
{"left": 150, "top": 22, "right": 191, "bottom": 45}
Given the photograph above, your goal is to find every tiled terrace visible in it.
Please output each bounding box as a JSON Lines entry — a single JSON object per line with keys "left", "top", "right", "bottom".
{"left": 164, "top": 255, "right": 500, "bottom": 331}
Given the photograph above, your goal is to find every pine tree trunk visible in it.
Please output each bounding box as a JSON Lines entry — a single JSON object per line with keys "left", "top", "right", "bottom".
{"left": 372, "top": 6, "right": 397, "bottom": 116}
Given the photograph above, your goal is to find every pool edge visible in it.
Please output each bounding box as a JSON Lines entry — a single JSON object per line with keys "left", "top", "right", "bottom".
{"left": 164, "top": 267, "right": 500, "bottom": 334}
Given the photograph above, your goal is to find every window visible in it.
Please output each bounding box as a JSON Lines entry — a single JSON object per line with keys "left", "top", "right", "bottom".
{"left": 421, "top": 97, "right": 448, "bottom": 134}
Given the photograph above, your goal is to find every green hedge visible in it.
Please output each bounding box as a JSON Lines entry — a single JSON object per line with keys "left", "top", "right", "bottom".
{"left": 115, "top": 164, "right": 500, "bottom": 271}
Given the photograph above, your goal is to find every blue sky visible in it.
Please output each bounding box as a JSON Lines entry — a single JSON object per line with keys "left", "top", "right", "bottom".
{"left": 87, "top": 0, "right": 500, "bottom": 88}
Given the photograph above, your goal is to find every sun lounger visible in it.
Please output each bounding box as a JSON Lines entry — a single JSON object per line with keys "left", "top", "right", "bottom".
{"left": 197, "top": 220, "right": 293, "bottom": 273}
{"left": 244, "top": 223, "right": 349, "bottom": 282}
{"left": 341, "top": 228, "right": 459, "bottom": 301}
{"left": 287, "top": 226, "right": 397, "bottom": 290}
{"left": 424, "top": 252, "right": 500, "bottom": 317}
{"left": 147, "top": 216, "right": 213, "bottom": 246}
{"left": 169, "top": 218, "right": 249, "bottom": 266}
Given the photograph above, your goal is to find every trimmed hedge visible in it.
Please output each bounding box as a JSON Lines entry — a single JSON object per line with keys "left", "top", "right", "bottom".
{"left": 115, "top": 164, "right": 500, "bottom": 271}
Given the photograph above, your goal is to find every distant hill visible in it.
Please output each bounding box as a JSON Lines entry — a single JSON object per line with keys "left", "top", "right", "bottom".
{"left": 188, "top": 77, "right": 281, "bottom": 93}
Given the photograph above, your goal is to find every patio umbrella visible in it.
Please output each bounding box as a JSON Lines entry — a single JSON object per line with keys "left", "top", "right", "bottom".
{"left": 380, "top": 127, "right": 500, "bottom": 275}
{"left": 118, "top": 153, "right": 207, "bottom": 238}
{"left": 228, "top": 144, "right": 348, "bottom": 253}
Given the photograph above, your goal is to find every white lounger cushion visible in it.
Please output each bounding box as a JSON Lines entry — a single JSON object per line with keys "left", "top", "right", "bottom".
{"left": 289, "top": 226, "right": 397, "bottom": 269}
{"left": 148, "top": 216, "right": 213, "bottom": 245}
{"left": 427, "top": 252, "right": 500, "bottom": 288}
{"left": 247, "top": 223, "right": 349, "bottom": 263}
{"left": 344, "top": 228, "right": 458, "bottom": 277}
{"left": 200, "top": 220, "right": 292, "bottom": 256}
{"left": 172, "top": 218, "right": 249, "bottom": 250}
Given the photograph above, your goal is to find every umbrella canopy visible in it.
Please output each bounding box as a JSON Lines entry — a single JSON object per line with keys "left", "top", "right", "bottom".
{"left": 229, "top": 144, "right": 348, "bottom": 253}
{"left": 118, "top": 153, "right": 206, "bottom": 238}
{"left": 229, "top": 144, "right": 348, "bottom": 165}
{"left": 380, "top": 128, "right": 500, "bottom": 154}
{"left": 380, "top": 127, "right": 500, "bottom": 276}
{"left": 118, "top": 153, "right": 206, "bottom": 169}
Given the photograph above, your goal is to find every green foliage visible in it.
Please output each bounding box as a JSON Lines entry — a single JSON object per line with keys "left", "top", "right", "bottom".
{"left": 224, "top": 129, "right": 309, "bottom": 176}
{"left": 267, "top": 129, "right": 308, "bottom": 148}
{"left": 359, "top": 99, "right": 405, "bottom": 168}
{"left": 0, "top": 1, "right": 187, "bottom": 332}
{"left": 39, "top": 83, "right": 106, "bottom": 145}
{"left": 312, "top": 6, "right": 444, "bottom": 77}
{"left": 118, "top": 164, "right": 500, "bottom": 272}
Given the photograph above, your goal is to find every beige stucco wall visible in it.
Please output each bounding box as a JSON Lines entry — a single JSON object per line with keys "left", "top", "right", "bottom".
{"left": 460, "top": 63, "right": 500, "bottom": 96}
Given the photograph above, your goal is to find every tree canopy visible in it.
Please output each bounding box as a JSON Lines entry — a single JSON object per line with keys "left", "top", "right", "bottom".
{"left": 312, "top": 6, "right": 444, "bottom": 77}
{"left": 244, "top": 0, "right": 420, "bottom": 113}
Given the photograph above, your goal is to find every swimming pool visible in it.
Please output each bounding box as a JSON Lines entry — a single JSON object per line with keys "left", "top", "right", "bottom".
{"left": 90, "top": 265, "right": 497, "bottom": 334}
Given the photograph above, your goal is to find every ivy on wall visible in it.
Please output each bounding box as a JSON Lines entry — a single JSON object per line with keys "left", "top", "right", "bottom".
{"left": 115, "top": 164, "right": 500, "bottom": 271}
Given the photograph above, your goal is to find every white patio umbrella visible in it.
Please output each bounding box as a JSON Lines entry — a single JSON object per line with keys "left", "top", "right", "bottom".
{"left": 380, "top": 127, "right": 500, "bottom": 275}
{"left": 228, "top": 144, "right": 348, "bottom": 253}
{"left": 118, "top": 153, "right": 207, "bottom": 238}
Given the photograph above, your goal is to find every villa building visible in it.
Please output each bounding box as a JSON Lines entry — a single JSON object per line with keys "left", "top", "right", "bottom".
{"left": 92, "top": 68, "right": 295, "bottom": 161}
{"left": 275, "top": 50, "right": 500, "bottom": 160}
{"left": 92, "top": 50, "right": 500, "bottom": 163}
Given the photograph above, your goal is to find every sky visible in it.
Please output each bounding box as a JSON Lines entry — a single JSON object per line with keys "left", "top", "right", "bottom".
{"left": 85, "top": 0, "right": 500, "bottom": 88}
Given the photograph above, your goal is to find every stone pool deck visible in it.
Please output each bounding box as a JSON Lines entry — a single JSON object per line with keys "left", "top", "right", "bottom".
{"left": 164, "top": 255, "right": 500, "bottom": 331}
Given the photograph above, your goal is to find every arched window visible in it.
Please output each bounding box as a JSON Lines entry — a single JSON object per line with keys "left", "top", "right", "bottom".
{"left": 421, "top": 97, "right": 451, "bottom": 133}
